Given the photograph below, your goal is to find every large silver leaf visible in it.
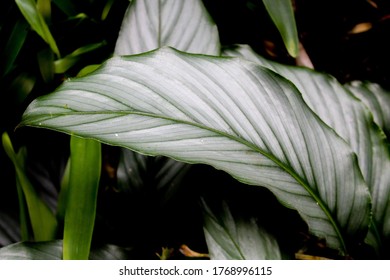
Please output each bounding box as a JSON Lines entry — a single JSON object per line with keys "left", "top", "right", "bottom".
{"left": 202, "top": 199, "right": 281, "bottom": 260}
{"left": 114, "top": 0, "right": 220, "bottom": 56}
{"left": 223, "top": 45, "right": 390, "bottom": 249}
{"left": 21, "top": 47, "right": 371, "bottom": 253}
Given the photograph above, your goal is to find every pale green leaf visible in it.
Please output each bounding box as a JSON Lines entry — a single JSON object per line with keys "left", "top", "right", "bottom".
{"left": 202, "top": 200, "right": 281, "bottom": 260}
{"left": 262, "top": 0, "right": 299, "bottom": 57}
{"left": 63, "top": 136, "right": 101, "bottom": 260}
{"left": 114, "top": 0, "right": 220, "bottom": 56}
{"left": 223, "top": 45, "right": 390, "bottom": 251}
{"left": 15, "top": 0, "right": 60, "bottom": 57}
{"left": 21, "top": 47, "right": 371, "bottom": 253}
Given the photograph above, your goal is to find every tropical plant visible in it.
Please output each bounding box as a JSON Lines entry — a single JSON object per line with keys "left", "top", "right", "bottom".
{"left": 1, "top": 0, "right": 389, "bottom": 260}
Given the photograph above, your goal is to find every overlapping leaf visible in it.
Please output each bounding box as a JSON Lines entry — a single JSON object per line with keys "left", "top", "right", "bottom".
{"left": 223, "top": 45, "right": 390, "bottom": 249}
{"left": 114, "top": 0, "right": 220, "bottom": 56}
{"left": 346, "top": 81, "right": 390, "bottom": 136}
{"left": 21, "top": 47, "right": 371, "bottom": 252}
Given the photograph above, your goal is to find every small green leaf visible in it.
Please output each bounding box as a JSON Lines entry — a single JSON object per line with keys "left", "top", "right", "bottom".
{"left": 63, "top": 136, "right": 101, "bottom": 260}
{"left": 262, "top": 0, "right": 299, "bottom": 57}
{"left": 15, "top": 0, "right": 60, "bottom": 57}
{"left": 202, "top": 200, "right": 281, "bottom": 260}
{"left": 54, "top": 41, "right": 107, "bottom": 74}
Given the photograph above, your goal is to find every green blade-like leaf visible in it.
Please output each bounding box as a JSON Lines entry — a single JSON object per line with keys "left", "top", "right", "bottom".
{"left": 54, "top": 41, "right": 107, "bottom": 74}
{"left": 2, "top": 132, "right": 57, "bottom": 241}
{"left": 0, "top": 19, "right": 29, "bottom": 77}
{"left": 21, "top": 47, "right": 371, "bottom": 253}
{"left": 63, "top": 136, "right": 101, "bottom": 260}
{"left": 262, "top": 0, "right": 299, "bottom": 57}
{"left": 346, "top": 81, "right": 390, "bottom": 137}
{"left": 202, "top": 199, "right": 281, "bottom": 260}
{"left": 0, "top": 240, "right": 132, "bottom": 260}
{"left": 224, "top": 45, "right": 390, "bottom": 251}
{"left": 15, "top": 0, "right": 60, "bottom": 57}
{"left": 114, "top": 0, "right": 220, "bottom": 56}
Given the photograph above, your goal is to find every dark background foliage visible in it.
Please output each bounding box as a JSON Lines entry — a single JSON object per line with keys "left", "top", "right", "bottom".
{"left": 0, "top": 0, "right": 389, "bottom": 259}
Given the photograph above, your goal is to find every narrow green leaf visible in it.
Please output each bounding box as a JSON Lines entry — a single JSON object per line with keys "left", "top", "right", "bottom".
{"left": 15, "top": 0, "right": 60, "bottom": 57}
{"left": 63, "top": 136, "right": 101, "bottom": 260}
{"left": 114, "top": 0, "right": 220, "bottom": 56}
{"left": 0, "top": 19, "right": 29, "bottom": 77}
{"left": 101, "top": 0, "right": 115, "bottom": 21}
{"left": 2, "top": 132, "right": 57, "bottom": 241}
{"left": 54, "top": 42, "right": 107, "bottom": 74}
{"left": 21, "top": 48, "right": 371, "bottom": 253}
{"left": 223, "top": 45, "right": 390, "bottom": 252}
{"left": 202, "top": 199, "right": 281, "bottom": 260}
{"left": 15, "top": 167, "right": 32, "bottom": 241}
{"left": 37, "top": 0, "right": 51, "bottom": 22}
{"left": 262, "top": 0, "right": 299, "bottom": 57}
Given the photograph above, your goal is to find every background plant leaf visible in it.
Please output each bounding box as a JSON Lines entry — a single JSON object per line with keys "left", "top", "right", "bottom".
{"left": 201, "top": 199, "right": 281, "bottom": 260}
{"left": 117, "top": 149, "right": 190, "bottom": 205}
{"left": 261, "top": 0, "right": 299, "bottom": 57}
{"left": 0, "top": 240, "right": 132, "bottom": 260}
{"left": 2, "top": 132, "right": 57, "bottom": 241}
{"left": 223, "top": 45, "right": 390, "bottom": 253}
{"left": 114, "top": 0, "right": 220, "bottom": 56}
{"left": 21, "top": 47, "right": 371, "bottom": 253}
{"left": 15, "top": 0, "right": 60, "bottom": 57}
{"left": 0, "top": 19, "right": 29, "bottom": 78}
